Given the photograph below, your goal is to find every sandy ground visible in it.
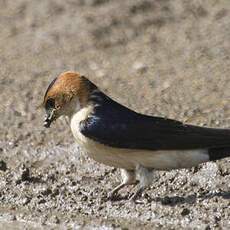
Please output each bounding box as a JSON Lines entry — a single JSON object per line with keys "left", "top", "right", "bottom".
{"left": 0, "top": 0, "right": 230, "bottom": 229}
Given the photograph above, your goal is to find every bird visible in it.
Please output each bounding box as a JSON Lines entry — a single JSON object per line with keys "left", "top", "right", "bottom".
{"left": 42, "top": 71, "right": 230, "bottom": 200}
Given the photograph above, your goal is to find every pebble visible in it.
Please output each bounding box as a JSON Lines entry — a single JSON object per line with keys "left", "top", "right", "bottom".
{"left": 181, "top": 208, "right": 190, "bottom": 216}
{"left": 132, "top": 62, "right": 148, "bottom": 73}
{"left": 0, "top": 160, "right": 7, "bottom": 171}
{"left": 50, "top": 215, "right": 60, "bottom": 224}
{"left": 20, "top": 165, "right": 30, "bottom": 181}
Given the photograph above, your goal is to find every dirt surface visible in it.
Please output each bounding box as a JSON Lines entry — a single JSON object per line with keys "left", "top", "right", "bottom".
{"left": 0, "top": 0, "right": 230, "bottom": 229}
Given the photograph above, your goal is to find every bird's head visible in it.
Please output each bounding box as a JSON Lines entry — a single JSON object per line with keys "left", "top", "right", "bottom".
{"left": 42, "top": 71, "right": 96, "bottom": 128}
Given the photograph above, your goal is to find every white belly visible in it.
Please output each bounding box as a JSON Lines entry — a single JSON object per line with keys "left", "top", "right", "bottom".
{"left": 70, "top": 110, "right": 209, "bottom": 170}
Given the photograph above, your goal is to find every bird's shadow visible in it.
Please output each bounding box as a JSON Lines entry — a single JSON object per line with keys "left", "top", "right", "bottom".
{"left": 152, "top": 190, "right": 230, "bottom": 206}
{"left": 105, "top": 189, "right": 230, "bottom": 204}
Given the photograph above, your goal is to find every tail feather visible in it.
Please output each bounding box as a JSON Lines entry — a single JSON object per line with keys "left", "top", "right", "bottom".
{"left": 208, "top": 147, "right": 230, "bottom": 161}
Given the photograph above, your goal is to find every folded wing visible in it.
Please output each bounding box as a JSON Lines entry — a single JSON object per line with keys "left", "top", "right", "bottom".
{"left": 80, "top": 95, "right": 230, "bottom": 150}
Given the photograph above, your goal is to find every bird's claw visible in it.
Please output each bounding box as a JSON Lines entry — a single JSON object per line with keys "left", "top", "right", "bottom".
{"left": 107, "top": 191, "right": 120, "bottom": 201}
{"left": 128, "top": 187, "right": 144, "bottom": 202}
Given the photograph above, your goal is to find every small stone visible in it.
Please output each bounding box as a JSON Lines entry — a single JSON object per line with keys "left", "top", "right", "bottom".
{"left": 162, "top": 81, "right": 170, "bottom": 90}
{"left": 96, "top": 69, "right": 105, "bottom": 77}
{"left": 41, "top": 188, "right": 52, "bottom": 196}
{"left": 38, "top": 198, "right": 46, "bottom": 204}
{"left": 50, "top": 215, "right": 60, "bottom": 224}
{"left": 21, "top": 166, "right": 30, "bottom": 181}
{"left": 81, "top": 195, "right": 88, "bottom": 201}
{"left": 132, "top": 61, "right": 148, "bottom": 73}
{"left": 0, "top": 160, "right": 7, "bottom": 171}
{"left": 40, "top": 215, "right": 48, "bottom": 225}
{"left": 181, "top": 208, "right": 190, "bottom": 216}
{"left": 22, "top": 197, "right": 30, "bottom": 205}
{"left": 15, "top": 164, "right": 30, "bottom": 184}
{"left": 5, "top": 214, "right": 16, "bottom": 221}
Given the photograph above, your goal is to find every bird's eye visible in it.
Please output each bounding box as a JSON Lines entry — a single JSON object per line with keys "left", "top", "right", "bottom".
{"left": 45, "top": 98, "right": 55, "bottom": 110}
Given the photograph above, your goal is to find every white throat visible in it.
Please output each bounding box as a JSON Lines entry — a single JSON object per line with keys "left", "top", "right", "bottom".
{"left": 69, "top": 105, "right": 94, "bottom": 145}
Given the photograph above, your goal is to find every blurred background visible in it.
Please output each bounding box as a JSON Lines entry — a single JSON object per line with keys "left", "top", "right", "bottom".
{"left": 0, "top": 0, "right": 229, "bottom": 228}
{"left": 0, "top": 0, "right": 230, "bottom": 146}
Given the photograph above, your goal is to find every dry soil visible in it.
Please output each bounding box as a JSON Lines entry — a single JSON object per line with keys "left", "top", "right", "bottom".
{"left": 0, "top": 0, "right": 230, "bottom": 229}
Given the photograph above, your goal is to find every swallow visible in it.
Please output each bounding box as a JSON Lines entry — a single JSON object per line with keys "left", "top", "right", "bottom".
{"left": 42, "top": 71, "right": 230, "bottom": 200}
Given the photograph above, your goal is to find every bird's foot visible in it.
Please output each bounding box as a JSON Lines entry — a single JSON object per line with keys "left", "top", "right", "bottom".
{"left": 129, "top": 187, "right": 144, "bottom": 201}
{"left": 107, "top": 183, "right": 126, "bottom": 201}
{"left": 107, "top": 190, "right": 119, "bottom": 201}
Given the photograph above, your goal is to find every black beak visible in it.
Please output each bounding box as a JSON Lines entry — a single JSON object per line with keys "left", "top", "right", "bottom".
{"left": 43, "top": 109, "right": 55, "bottom": 128}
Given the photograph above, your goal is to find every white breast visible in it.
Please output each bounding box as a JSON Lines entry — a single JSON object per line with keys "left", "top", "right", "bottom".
{"left": 70, "top": 107, "right": 209, "bottom": 170}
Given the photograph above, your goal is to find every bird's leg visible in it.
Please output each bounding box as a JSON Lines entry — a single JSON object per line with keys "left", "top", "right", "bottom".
{"left": 129, "top": 165, "right": 153, "bottom": 201}
{"left": 108, "top": 169, "right": 136, "bottom": 200}
{"left": 129, "top": 186, "right": 145, "bottom": 201}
